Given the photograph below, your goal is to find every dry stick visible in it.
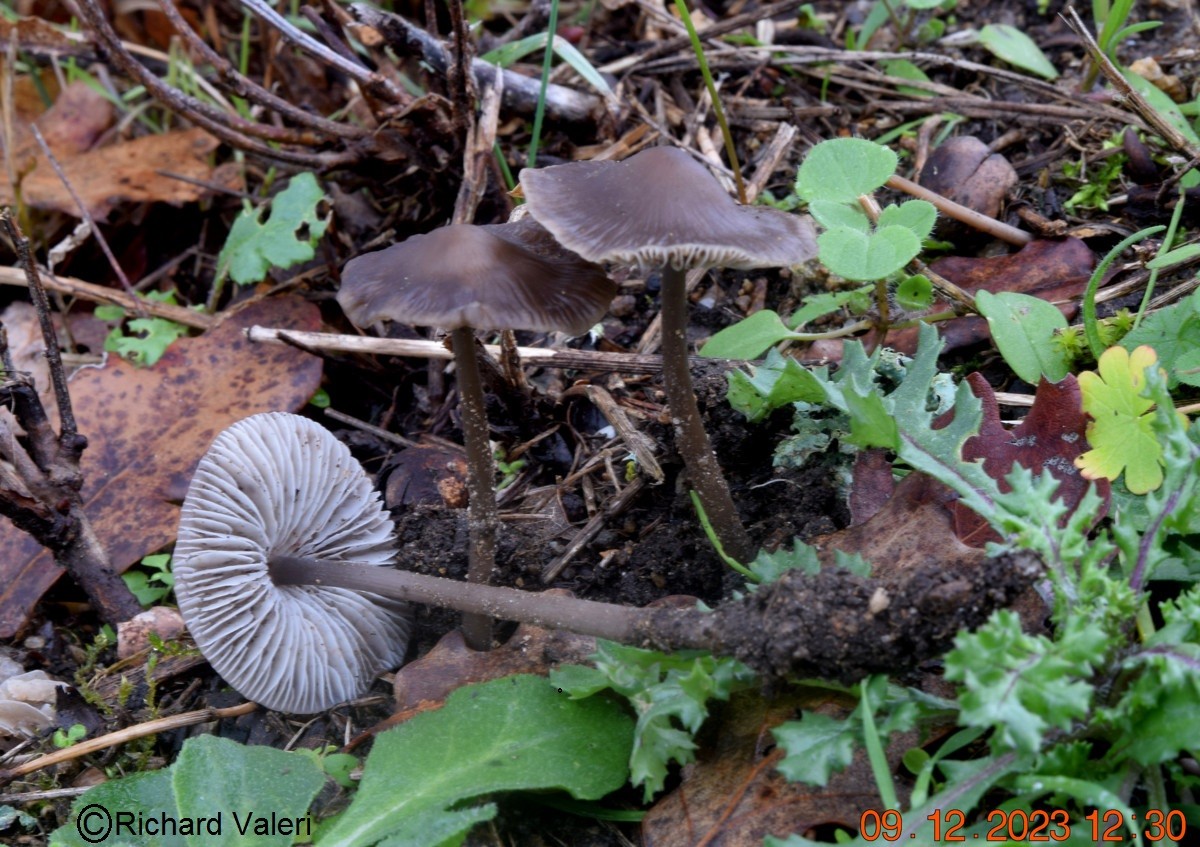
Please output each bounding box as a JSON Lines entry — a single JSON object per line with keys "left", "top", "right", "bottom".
{"left": 74, "top": 0, "right": 356, "bottom": 168}
{"left": 30, "top": 126, "right": 140, "bottom": 300}
{"left": 542, "top": 476, "right": 647, "bottom": 582}
{"left": 246, "top": 325, "right": 731, "bottom": 374}
{"left": 0, "top": 213, "right": 142, "bottom": 627}
{"left": 350, "top": 4, "right": 603, "bottom": 124}
{"left": 0, "top": 702, "right": 257, "bottom": 783}
{"left": 0, "top": 267, "right": 213, "bottom": 329}
{"left": 1062, "top": 7, "right": 1200, "bottom": 161}
{"left": 155, "top": 0, "right": 365, "bottom": 140}
{"left": 237, "top": 0, "right": 404, "bottom": 103}
{"left": 886, "top": 174, "right": 1032, "bottom": 247}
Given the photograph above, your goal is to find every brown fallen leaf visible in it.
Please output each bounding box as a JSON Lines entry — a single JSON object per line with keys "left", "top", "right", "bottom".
{"left": 951, "top": 373, "right": 1109, "bottom": 547}
{"left": 643, "top": 687, "right": 899, "bottom": 846}
{"left": 0, "top": 297, "right": 323, "bottom": 638}
{"left": 19, "top": 127, "right": 223, "bottom": 219}
{"left": 920, "top": 136, "right": 1018, "bottom": 228}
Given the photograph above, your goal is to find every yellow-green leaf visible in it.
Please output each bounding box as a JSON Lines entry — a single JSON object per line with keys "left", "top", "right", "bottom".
{"left": 1075, "top": 345, "right": 1164, "bottom": 494}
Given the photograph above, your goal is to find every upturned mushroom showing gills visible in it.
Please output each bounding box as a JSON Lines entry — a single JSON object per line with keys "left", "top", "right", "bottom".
{"left": 337, "top": 217, "right": 614, "bottom": 649}
{"left": 173, "top": 413, "right": 411, "bottom": 714}
{"left": 519, "top": 146, "right": 818, "bottom": 563}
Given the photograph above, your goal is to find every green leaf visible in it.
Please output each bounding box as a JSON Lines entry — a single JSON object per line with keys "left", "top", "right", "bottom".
{"left": 1175, "top": 347, "right": 1200, "bottom": 387}
{"left": 807, "top": 199, "right": 870, "bottom": 233}
{"left": 725, "top": 348, "right": 827, "bottom": 422}
{"left": 945, "top": 611, "right": 1098, "bottom": 753}
{"left": 52, "top": 736, "right": 324, "bottom": 847}
{"left": 699, "top": 310, "right": 802, "bottom": 360}
{"left": 795, "top": 138, "right": 898, "bottom": 203}
{"left": 481, "top": 33, "right": 612, "bottom": 97}
{"left": 895, "top": 274, "right": 933, "bottom": 310}
{"left": 553, "top": 645, "right": 754, "bottom": 801}
{"left": 876, "top": 200, "right": 937, "bottom": 242}
{"left": 975, "top": 290, "right": 1070, "bottom": 383}
{"left": 1124, "top": 72, "right": 1200, "bottom": 146}
{"left": 977, "top": 24, "right": 1059, "bottom": 79}
{"left": 773, "top": 713, "right": 857, "bottom": 787}
{"left": 1122, "top": 296, "right": 1200, "bottom": 387}
{"left": 1145, "top": 241, "right": 1200, "bottom": 271}
{"left": 818, "top": 225, "right": 921, "bottom": 281}
{"left": 217, "top": 173, "right": 330, "bottom": 286}
{"left": 317, "top": 675, "right": 633, "bottom": 847}
{"left": 883, "top": 58, "right": 934, "bottom": 98}
{"left": 1076, "top": 345, "right": 1167, "bottom": 494}
{"left": 788, "top": 285, "right": 874, "bottom": 329}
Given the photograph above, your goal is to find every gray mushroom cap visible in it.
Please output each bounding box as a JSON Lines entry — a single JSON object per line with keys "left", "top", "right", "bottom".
{"left": 174, "top": 412, "right": 411, "bottom": 714}
{"left": 519, "top": 146, "right": 818, "bottom": 270}
{"left": 337, "top": 217, "right": 615, "bottom": 336}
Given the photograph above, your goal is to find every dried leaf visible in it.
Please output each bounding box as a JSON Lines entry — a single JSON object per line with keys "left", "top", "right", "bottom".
{"left": 642, "top": 688, "right": 887, "bottom": 846}
{"left": 19, "top": 128, "right": 221, "bottom": 218}
{"left": 0, "top": 297, "right": 322, "bottom": 638}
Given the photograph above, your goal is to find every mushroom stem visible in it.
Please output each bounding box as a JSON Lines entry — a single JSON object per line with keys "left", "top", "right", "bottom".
{"left": 269, "top": 556, "right": 701, "bottom": 648}
{"left": 450, "top": 326, "right": 499, "bottom": 650}
{"left": 658, "top": 265, "right": 756, "bottom": 563}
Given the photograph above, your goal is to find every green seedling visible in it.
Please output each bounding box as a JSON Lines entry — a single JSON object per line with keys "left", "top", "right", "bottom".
{"left": 52, "top": 724, "right": 87, "bottom": 749}
{"left": 852, "top": 0, "right": 949, "bottom": 51}
{"left": 701, "top": 138, "right": 936, "bottom": 361}
{"left": 1076, "top": 345, "right": 1175, "bottom": 494}
{"left": 95, "top": 291, "right": 191, "bottom": 367}
{"left": 120, "top": 553, "right": 174, "bottom": 607}
{"left": 216, "top": 172, "right": 330, "bottom": 288}
{"left": 1062, "top": 146, "right": 1126, "bottom": 213}
{"left": 494, "top": 448, "right": 527, "bottom": 491}
{"left": 1084, "top": 0, "right": 1163, "bottom": 89}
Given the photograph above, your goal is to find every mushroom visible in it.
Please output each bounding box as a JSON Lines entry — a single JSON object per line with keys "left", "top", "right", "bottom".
{"left": 518, "top": 146, "right": 818, "bottom": 562}
{"left": 337, "top": 217, "right": 614, "bottom": 649}
{"left": 173, "top": 412, "right": 411, "bottom": 714}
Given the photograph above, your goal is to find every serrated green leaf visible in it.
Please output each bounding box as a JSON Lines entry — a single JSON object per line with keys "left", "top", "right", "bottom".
{"left": 896, "top": 274, "right": 933, "bottom": 310}
{"left": 1076, "top": 345, "right": 1166, "bottom": 494}
{"left": 808, "top": 199, "right": 871, "bottom": 232}
{"left": 975, "top": 290, "right": 1070, "bottom": 383}
{"left": 795, "top": 138, "right": 898, "bottom": 203}
{"left": 818, "top": 225, "right": 921, "bottom": 281}
{"left": 724, "top": 348, "right": 827, "bottom": 422}
{"left": 217, "top": 173, "right": 330, "bottom": 286}
{"left": 978, "top": 24, "right": 1059, "bottom": 79}
{"left": 1122, "top": 297, "right": 1200, "bottom": 387}
{"left": 946, "top": 611, "right": 1096, "bottom": 753}
{"left": 773, "top": 713, "right": 857, "bottom": 787}
{"left": 877, "top": 200, "right": 937, "bottom": 241}
{"left": 699, "top": 310, "right": 802, "bottom": 360}
{"left": 317, "top": 675, "right": 631, "bottom": 847}
{"left": 1174, "top": 347, "right": 1200, "bottom": 387}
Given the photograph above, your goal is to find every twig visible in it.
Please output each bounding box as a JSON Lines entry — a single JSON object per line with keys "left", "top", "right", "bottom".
{"left": 542, "top": 476, "right": 647, "bottom": 582}
{"left": 156, "top": 0, "right": 365, "bottom": 140}
{"left": 247, "top": 325, "right": 745, "bottom": 373}
{"left": 1061, "top": 6, "right": 1200, "bottom": 161}
{"left": 74, "top": 0, "right": 357, "bottom": 168}
{"left": 886, "top": 174, "right": 1032, "bottom": 246}
{"left": 350, "top": 4, "right": 603, "bottom": 124}
{"left": 0, "top": 267, "right": 213, "bottom": 329}
{"left": 237, "top": 0, "right": 404, "bottom": 103}
{"left": 0, "top": 212, "right": 142, "bottom": 627}
{"left": 0, "top": 702, "right": 257, "bottom": 783}
{"left": 30, "top": 126, "right": 139, "bottom": 300}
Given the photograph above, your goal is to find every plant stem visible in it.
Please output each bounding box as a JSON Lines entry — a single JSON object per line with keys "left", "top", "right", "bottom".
{"left": 270, "top": 556, "right": 700, "bottom": 647}
{"left": 451, "top": 326, "right": 498, "bottom": 649}
{"left": 660, "top": 265, "right": 755, "bottom": 563}
{"left": 526, "top": 0, "right": 559, "bottom": 168}
{"left": 1082, "top": 225, "right": 1164, "bottom": 359}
